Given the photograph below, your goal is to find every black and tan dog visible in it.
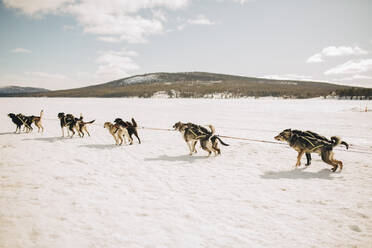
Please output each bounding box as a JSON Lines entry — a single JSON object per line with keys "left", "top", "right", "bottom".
{"left": 173, "top": 121, "right": 229, "bottom": 156}
{"left": 8, "top": 113, "right": 24, "bottom": 133}
{"left": 58, "top": 113, "right": 79, "bottom": 137}
{"left": 290, "top": 129, "right": 348, "bottom": 166}
{"left": 275, "top": 129, "right": 344, "bottom": 172}
{"left": 22, "top": 110, "right": 44, "bottom": 133}
{"left": 114, "top": 118, "right": 141, "bottom": 144}
{"left": 58, "top": 113, "right": 95, "bottom": 138}
{"left": 77, "top": 114, "right": 95, "bottom": 137}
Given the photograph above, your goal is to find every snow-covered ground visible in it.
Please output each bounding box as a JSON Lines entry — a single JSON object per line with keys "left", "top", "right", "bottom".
{"left": 0, "top": 98, "right": 371, "bottom": 248}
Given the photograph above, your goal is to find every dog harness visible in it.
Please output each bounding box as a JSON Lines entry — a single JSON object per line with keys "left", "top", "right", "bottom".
{"left": 302, "top": 136, "right": 324, "bottom": 152}
{"left": 16, "top": 115, "right": 31, "bottom": 129}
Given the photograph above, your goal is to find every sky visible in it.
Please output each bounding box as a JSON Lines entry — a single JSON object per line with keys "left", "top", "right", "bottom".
{"left": 0, "top": 0, "right": 371, "bottom": 90}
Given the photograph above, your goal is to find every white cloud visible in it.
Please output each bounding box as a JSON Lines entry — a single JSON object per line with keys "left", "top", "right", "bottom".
{"left": 4, "top": 0, "right": 190, "bottom": 43}
{"left": 97, "top": 36, "right": 120, "bottom": 43}
{"left": 3, "top": 0, "right": 73, "bottom": 16}
{"left": 95, "top": 49, "right": 140, "bottom": 82}
{"left": 12, "top": 48, "right": 32, "bottom": 54}
{"left": 306, "top": 46, "right": 368, "bottom": 63}
{"left": 337, "top": 74, "right": 372, "bottom": 81}
{"left": 322, "top": 46, "right": 368, "bottom": 57}
{"left": 187, "top": 14, "right": 215, "bottom": 25}
{"left": 152, "top": 9, "right": 167, "bottom": 22}
{"left": 324, "top": 59, "right": 372, "bottom": 75}
{"left": 306, "top": 53, "right": 322, "bottom": 63}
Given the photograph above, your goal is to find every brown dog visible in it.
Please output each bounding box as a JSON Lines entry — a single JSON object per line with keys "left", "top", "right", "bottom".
{"left": 275, "top": 129, "right": 343, "bottom": 172}
{"left": 104, "top": 122, "right": 132, "bottom": 145}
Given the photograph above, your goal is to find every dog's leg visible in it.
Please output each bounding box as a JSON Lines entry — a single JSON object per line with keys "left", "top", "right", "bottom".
{"left": 85, "top": 127, "right": 90, "bottom": 137}
{"left": 61, "top": 127, "right": 64, "bottom": 137}
{"left": 330, "top": 152, "right": 343, "bottom": 172}
{"left": 191, "top": 140, "right": 198, "bottom": 153}
{"left": 110, "top": 131, "right": 118, "bottom": 145}
{"left": 321, "top": 151, "right": 339, "bottom": 172}
{"left": 305, "top": 153, "right": 311, "bottom": 166}
{"left": 122, "top": 132, "right": 127, "bottom": 145}
{"left": 133, "top": 130, "right": 141, "bottom": 144}
{"left": 118, "top": 134, "right": 123, "bottom": 145}
{"left": 187, "top": 142, "right": 193, "bottom": 155}
{"left": 296, "top": 150, "right": 305, "bottom": 167}
{"left": 127, "top": 130, "right": 133, "bottom": 145}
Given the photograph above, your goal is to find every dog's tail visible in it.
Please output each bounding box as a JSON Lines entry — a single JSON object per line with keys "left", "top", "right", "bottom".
{"left": 131, "top": 118, "right": 138, "bottom": 127}
{"left": 207, "top": 125, "right": 215, "bottom": 135}
{"left": 40, "top": 110, "right": 44, "bottom": 119}
{"left": 85, "top": 120, "right": 95, "bottom": 124}
{"left": 215, "top": 135, "right": 229, "bottom": 146}
{"left": 330, "top": 136, "right": 342, "bottom": 147}
{"left": 341, "top": 141, "right": 349, "bottom": 150}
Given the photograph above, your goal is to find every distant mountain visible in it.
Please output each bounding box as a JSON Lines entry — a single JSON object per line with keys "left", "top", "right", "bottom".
{"left": 2, "top": 72, "right": 370, "bottom": 99}
{"left": 0, "top": 86, "right": 49, "bottom": 95}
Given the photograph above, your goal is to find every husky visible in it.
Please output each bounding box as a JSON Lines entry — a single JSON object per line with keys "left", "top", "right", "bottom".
{"left": 173, "top": 121, "right": 229, "bottom": 156}
{"left": 114, "top": 118, "right": 141, "bottom": 144}
{"left": 8, "top": 113, "right": 24, "bottom": 133}
{"left": 76, "top": 114, "right": 95, "bottom": 137}
{"left": 274, "top": 129, "right": 344, "bottom": 172}
{"left": 104, "top": 122, "right": 132, "bottom": 145}
{"left": 290, "top": 129, "right": 349, "bottom": 166}
{"left": 25, "top": 110, "right": 44, "bottom": 133}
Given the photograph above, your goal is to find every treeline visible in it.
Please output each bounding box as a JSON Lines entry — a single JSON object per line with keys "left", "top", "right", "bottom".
{"left": 336, "top": 87, "right": 372, "bottom": 99}
{"left": 19, "top": 81, "right": 349, "bottom": 99}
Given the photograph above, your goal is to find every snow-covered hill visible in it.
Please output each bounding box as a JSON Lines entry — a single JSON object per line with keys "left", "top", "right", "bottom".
{"left": 0, "top": 85, "right": 49, "bottom": 95}
{"left": 0, "top": 98, "right": 371, "bottom": 248}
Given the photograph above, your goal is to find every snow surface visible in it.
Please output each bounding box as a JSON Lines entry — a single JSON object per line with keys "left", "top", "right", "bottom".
{"left": 0, "top": 98, "right": 371, "bottom": 248}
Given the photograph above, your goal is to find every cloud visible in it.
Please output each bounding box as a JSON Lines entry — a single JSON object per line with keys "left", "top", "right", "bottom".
{"left": 95, "top": 49, "right": 140, "bottom": 82}
{"left": 4, "top": 0, "right": 190, "bottom": 43}
{"left": 337, "top": 74, "right": 372, "bottom": 81}
{"left": 306, "top": 53, "right": 322, "bottom": 63}
{"left": 3, "top": 0, "right": 73, "bottom": 16}
{"left": 324, "top": 59, "right": 372, "bottom": 75}
{"left": 322, "top": 46, "right": 368, "bottom": 57}
{"left": 97, "top": 36, "right": 120, "bottom": 43}
{"left": 306, "top": 46, "right": 368, "bottom": 63}
{"left": 187, "top": 14, "right": 215, "bottom": 25}
{"left": 11, "top": 48, "right": 32, "bottom": 54}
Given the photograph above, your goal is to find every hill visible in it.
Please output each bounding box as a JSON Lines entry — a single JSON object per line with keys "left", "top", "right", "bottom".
{"left": 2, "top": 72, "right": 370, "bottom": 98}
{"left": 0, "top": 86, "right": 50, "bottom": 96}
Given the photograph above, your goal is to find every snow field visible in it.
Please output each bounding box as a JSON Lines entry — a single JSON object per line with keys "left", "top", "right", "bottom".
{"left": 0, "top": 98, "right": 371, "bottom": 248}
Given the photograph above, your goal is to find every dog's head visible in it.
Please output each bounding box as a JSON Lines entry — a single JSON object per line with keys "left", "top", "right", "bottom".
{"left": 274, "top": 129, "right": 292, "bottom": 142}
{"left": 57, "top": 112, "right": 65, "bottom": 119}
{"left": 8, "top": 113, "right": 15, "bottom": 118}
{"left": 104, "top": 122, "right": 111, "bottom": 129}
{"left": 173, "top": 121, "right": 187, "bottom": 131}
{"left": 114, "top": 118, "right": 122, "bottom": 123}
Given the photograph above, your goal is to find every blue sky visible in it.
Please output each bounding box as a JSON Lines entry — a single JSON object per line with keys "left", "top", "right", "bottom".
{"left": 0, "top": 0, "right": 371, "bottom": 90}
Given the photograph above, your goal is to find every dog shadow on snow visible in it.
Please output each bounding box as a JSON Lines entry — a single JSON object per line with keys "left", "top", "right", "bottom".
{"left": 79, "top": 144, "right": 118, "bottom": 149}
{"left": 260, "top": 168, "right": 340, "bottom": 180}
{"left": 145, "top": 154, "right": 210, "bottom": 163}
{"left": 23, "top": 137, "right": 66, "bottom": 143}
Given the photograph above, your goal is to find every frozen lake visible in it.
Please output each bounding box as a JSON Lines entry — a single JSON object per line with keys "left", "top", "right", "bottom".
{"left": 1, "top": 98, "right": 371, "bottom": 248}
